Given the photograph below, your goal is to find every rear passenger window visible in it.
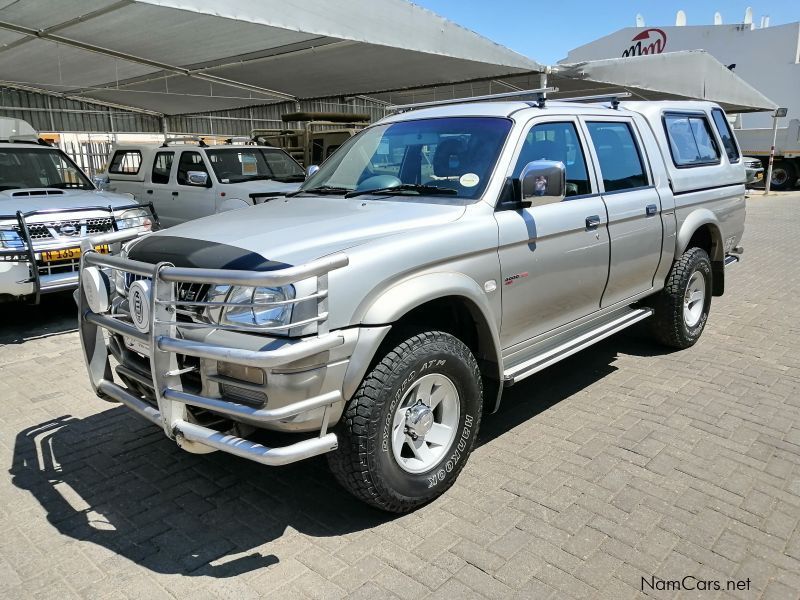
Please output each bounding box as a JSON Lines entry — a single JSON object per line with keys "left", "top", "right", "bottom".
{"left": 108, "top": 150, "right": 142, "bottom": 175}
{"left": 663, "top": 114, "right": 720, "bottom": 167}
{"left": 586, "top": 122, "right": 648, "bottom": 192}
{"left": 711, "top": 108, "right": 740, "bottom": 162}
{"left": 513, "top": 121, "right": 590, "bottom": 196}
{"left": 151, "top": 151, "right": 173, "bottom": 184}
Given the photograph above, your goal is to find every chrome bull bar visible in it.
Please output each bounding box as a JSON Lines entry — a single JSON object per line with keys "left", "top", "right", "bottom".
{"left": 78, "top": 229, "right": 348, "bottom": 466}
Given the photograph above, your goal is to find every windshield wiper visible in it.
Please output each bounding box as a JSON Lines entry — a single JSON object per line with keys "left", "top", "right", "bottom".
{"left": 344, "top": 184, "right": 458, "bottom": 199}
{"left": 285, "top": 185, "right": 350, "bottom": 197}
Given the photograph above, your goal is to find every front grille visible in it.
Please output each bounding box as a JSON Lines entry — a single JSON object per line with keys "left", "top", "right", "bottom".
{"left": 123, "top": 273, "right": 208, "bottom": 322}
{"left": 14, "top": 217, "right": 115, "bottom": 242}
{"left": 745, "top": 159, "right": 762, "bottom": 169}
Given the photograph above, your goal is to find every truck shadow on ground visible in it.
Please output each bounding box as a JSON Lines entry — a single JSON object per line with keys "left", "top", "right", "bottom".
{"left": 9, "top": 329, "right": 673, "bottom": 578}
{"left": 0, "top": 292, "right": 77, "bottom": 344}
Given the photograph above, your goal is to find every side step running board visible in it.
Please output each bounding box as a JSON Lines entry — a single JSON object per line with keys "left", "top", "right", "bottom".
{"left": 503, "top": 307, "right": 653, "bottom": 386}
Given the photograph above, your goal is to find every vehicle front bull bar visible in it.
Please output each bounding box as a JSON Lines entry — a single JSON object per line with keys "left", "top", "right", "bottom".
{"left": 78, "top": 228, "right": 348, "bottom": 466}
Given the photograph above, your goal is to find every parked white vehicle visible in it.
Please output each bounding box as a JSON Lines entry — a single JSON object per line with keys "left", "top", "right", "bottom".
{"left": 0, "top": 118, "right": 154, "bottom": 302}
{"left": 99, "top": 139, "right": 306, "bottom": 227}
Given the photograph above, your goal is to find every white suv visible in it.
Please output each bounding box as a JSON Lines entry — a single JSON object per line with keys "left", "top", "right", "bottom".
{"left": 99, "top": 139, "right": 305, "bottom": 227}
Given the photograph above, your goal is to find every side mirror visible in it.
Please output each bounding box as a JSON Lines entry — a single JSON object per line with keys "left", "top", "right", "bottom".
{"left": 306, "top": 165, "right": 320, "bottom": 178}
{"left": 93, "top": 174, "right": 109, "bottom": 190}
{"left": 518, "top": 160, "right": 566, "bottom": 207}
{"left": 187, "top": 171, "right": 209, "bottom": 186}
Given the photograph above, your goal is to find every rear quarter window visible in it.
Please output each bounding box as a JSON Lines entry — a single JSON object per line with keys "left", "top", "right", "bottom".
{"left": 663, "top": 113, "right": 721, "bottom": 167}
{"left": 711, "top": 108, "right": 740, "bottom": 163}
{"left": 108, "top": 150, "right": 142, "bottom": 175}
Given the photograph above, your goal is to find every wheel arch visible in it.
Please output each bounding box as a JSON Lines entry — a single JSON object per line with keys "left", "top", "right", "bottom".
{"left": 343, "top": 273, "right": 504, "bottom": 413}
{"left": 676, "top": 211, "right": 725, "bottom": 296}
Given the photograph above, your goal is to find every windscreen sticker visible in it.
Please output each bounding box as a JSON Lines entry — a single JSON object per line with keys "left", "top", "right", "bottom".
{"left": 459, "top": 173, "right": 480, "bottom": 187}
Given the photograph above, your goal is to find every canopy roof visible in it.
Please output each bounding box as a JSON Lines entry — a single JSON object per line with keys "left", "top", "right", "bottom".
{"left": 374, "top": 51, "right": 777, "bottom": 114}
{"left": 0, "top": 1, "right": 775, "bottom": 118}
{"left": 0, "top": 0, "right": 542, "bottom": 115}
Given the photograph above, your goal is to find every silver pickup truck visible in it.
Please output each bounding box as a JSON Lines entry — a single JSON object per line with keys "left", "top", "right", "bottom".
{"left": 77, "top": 95, "right": 745, "bottom": 512}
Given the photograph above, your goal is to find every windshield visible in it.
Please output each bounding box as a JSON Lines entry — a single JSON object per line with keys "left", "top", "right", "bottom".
{"left": 300, "top": 117, "right": 512, "bottom": 200}
{"left": 0, "top": 147, "right": 93, "bottom": 191}
{"left": 206, "top": 147, "right": 304, "bottom": 183}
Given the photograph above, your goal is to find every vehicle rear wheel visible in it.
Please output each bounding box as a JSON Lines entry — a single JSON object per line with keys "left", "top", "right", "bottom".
{"left": 328, "top": 331, "right": 482, "bottom": 512}
{"left": 770, "top": 160, "right": 797, "bottom": 191}
{"left": 650, "top": 247, "right": 713, "bottom": 349}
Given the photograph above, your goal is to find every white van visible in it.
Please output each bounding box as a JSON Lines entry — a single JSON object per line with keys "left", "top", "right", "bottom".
{"left": 100, "top": 139, "right": 305, "bottom": 227}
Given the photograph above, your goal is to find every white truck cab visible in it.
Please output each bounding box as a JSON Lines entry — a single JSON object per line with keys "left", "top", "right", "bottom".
{"left": 100, "top": 139, "right": 305, "bottom": 227}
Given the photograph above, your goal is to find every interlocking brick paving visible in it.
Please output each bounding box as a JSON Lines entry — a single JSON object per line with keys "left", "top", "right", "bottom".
{"left": 0, "top": 192, "right": 798, "bottom": 599}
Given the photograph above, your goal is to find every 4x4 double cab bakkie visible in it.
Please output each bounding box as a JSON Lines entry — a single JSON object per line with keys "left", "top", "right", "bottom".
{"left": 0, "top": 117, "right": 155, "bottom": 303}
{"left": 99, "top": 138, "right": 305, "bottom": 227}
{"left": 78, "top": 93, "right": 745, "bottom": 512}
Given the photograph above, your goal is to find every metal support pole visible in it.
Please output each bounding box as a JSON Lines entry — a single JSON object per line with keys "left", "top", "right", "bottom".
{"left": 764, "top": 112, "right": 780, "bottom": 195}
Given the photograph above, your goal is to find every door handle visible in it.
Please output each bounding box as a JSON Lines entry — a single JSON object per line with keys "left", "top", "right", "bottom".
{"left": 172, "top": 191, "right": 179, "bottom": 196}
{"left": 585, "top": 215, "right": 601, "bottom": 229}
{"left": 646, "top": 204, "right": 658, "bottom": 216}
{"left": 146, "top": 189, "right": 153, "bottom": 194}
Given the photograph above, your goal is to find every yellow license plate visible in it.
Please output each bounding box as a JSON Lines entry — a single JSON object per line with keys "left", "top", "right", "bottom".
{"left": 40, "top": 244, "right": 110, "bottom": 262}
{"left": 756, "top": 173, "right": 764, "bottom": 180}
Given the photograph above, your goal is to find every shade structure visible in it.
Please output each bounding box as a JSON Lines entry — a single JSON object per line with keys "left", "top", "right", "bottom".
{"left": 0, "top": 0, "right": 543, "bottom": 115}
{"left": 374, "top": 51, "right": 777, "bottom": 114}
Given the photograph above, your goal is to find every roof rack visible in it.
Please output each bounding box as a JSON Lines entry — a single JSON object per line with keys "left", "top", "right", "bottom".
{"left": 161, "top": 136, "right": 208, "bottom": 148}
{"left": 554, "top": 92, "right": 632, "bottom": 109}
{"left": 224, "top": 136, "right": 256, "bottom": 145}
{"left": 390, "top": 87, "right": 559, "bottom": 112}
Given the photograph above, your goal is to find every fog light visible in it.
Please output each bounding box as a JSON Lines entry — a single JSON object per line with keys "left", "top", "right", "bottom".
{"left": 217, "top": 362, "right": 265, "bottom": 385}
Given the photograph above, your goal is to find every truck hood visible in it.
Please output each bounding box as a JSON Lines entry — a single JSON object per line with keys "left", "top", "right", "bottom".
{"left": 130, "top": 196, "right": 466, "bottom": 266}
{"left": 0, "top": 188, "right": 139, "bottom": 217}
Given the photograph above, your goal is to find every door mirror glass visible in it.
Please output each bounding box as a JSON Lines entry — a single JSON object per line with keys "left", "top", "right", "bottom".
{"left": 519, "top": 160, "right": 565, "bottom": 207}
{"left": 186, "top": 170, "right": 208, "bottom": 186}
{"left": 306, "top": 164, "right": 320, "bottom": 178}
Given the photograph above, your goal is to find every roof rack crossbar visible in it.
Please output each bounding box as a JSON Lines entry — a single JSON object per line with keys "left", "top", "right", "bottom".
{"left": 161, "top": 136, "right": 208, "bottom": 147}
{"left": 555, "top": 92, "right": 632, "bottom": 109}
{"left": 390, "top": 87, "right": 558, "bottom": 112}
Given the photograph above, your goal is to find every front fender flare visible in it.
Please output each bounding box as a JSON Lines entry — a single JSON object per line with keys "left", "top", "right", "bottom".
{"left": 344, "top": 272, "right": 504, "bottom": 409}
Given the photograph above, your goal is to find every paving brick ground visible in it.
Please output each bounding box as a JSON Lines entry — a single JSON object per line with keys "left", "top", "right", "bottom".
{"left": 1, "top": 192, "right": 799, "bottom": 599}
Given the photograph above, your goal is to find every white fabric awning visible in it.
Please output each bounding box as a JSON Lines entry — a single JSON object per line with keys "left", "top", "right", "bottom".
{"left": 373, "top": 51, "right": 777, "bottom": 114}
{"left": 0, "top": 0, "right": 543, "bottom": 115}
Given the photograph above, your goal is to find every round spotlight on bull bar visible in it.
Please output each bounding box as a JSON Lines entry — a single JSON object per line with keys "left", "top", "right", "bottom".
{"left": 128, "top": 279, "right": 152, "bottom": 333}
{"left": 81, "top": 266, "right": 111, "bottom": 314}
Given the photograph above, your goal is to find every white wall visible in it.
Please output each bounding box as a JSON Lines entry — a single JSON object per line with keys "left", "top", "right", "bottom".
{"left": 564, "top": 22, "right": 800, "bottom": 128}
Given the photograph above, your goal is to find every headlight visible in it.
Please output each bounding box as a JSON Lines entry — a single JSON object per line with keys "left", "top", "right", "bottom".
{"left": 115, "top": 208, "right": 152, "bottom": 231}
{"left": 0, "top": 228, "right": 24, "bottom": 249}
{"left": 207, "top": 285, "right": 295, "bottom": 329}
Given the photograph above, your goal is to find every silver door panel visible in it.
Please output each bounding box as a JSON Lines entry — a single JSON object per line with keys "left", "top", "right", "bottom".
{"left": 496, "top": 196, "right": 610, "bottom": 348}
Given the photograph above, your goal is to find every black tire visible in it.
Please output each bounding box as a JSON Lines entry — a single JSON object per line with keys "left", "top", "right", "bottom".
{"left": 650, "top": 247, "right": 713, "bottom": 349}
{"left": 770, "top": 160, "right": 797, "bottom": 191}
{"left": 328, "top": 331, "right": 483, "bottom": 512}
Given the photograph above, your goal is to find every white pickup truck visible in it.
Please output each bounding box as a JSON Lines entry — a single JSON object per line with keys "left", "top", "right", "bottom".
{"left": 99, "top": 139, "right": 305, "bottom": 227}
{"left": 0, "top": 117, "right": 153, "bottom": 302}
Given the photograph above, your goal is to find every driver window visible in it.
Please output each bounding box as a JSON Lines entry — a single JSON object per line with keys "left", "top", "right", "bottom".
{"left": 177, "top": 151, "right": 210, "bottom": 186}
{"left": 513, "top": 122, "right": 591, "bottom": 197}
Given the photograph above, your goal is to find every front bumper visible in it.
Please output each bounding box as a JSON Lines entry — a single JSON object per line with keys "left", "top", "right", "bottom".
{"left": 78, "top": 231, "right": 357, "bottom": 466}
{"left": 745, "top": 166, "right": 764, "bottom": 185}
